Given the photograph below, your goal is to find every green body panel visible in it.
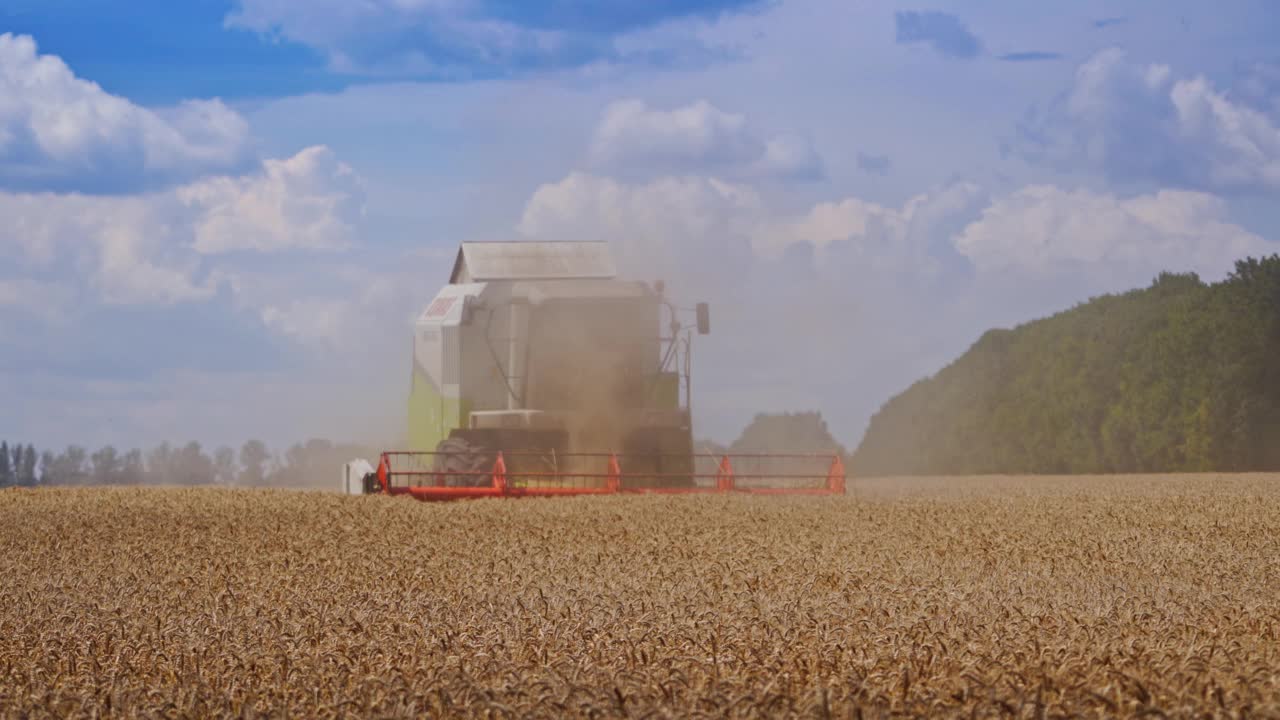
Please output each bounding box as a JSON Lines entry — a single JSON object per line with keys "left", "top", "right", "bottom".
{"left": 408, "top": 365, "right": 467, "bottom": 453}
{"left": 652, "top": 372, "right": 680, "bottom": 409}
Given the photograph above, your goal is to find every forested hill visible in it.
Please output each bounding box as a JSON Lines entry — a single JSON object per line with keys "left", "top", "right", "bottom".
{"left": 854, "top": 256, "right": 1280, "bottom": 476}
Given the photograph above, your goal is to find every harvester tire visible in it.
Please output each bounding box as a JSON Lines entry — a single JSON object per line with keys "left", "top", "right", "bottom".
{"left": 433, "top": 437, "right": 496, "bottom": 487}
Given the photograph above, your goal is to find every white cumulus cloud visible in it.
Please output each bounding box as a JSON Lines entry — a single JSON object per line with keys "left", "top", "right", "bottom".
{"left": 1015, "top": 48, "right": 1280, "bottom": 194}
{"left": 519, "top": 171, "right": 764, "bottom": 279}
{"left": 520, "top": 168, "right": 1275, "bottom": 304}
{"left": 588, "top": 99, "right": 823, "bottom": 181}
{"left": 260, "top": 299, "right": 352, "bottom": 346}
{"left": 0, "top": 192, "right": 214, "bottom": 305}
{"left": 183, "top": 146, "right": 365, "bottom": 254}
{"left": 0, "top": 33, "right": 253, "bottom": 193}
{"left": 954, "top": 185, "right": 1273, "bottom": 282}
{"left": 223, "top": 0, "right": 750, "bottom": 78}
{"left": 230, "top": 0, "right": 595, "bottom": 82}
{"left": 755, "top": 182, "right": 984, "bottom": 274}
{"left": 0, "top": 147, "right": 364, "bottom": 306}
{"left": 521, "top": 168, "right": 984, "bottom": 287}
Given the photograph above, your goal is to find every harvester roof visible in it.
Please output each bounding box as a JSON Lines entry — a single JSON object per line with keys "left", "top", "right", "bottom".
{"left": 509, "top": 279, "right": 652, "bottom": 304}
{"left": 450, "top": 241, "right": 616, "bottom": 283}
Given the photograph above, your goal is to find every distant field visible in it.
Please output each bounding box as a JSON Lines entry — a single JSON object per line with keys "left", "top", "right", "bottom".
{"left": 2, "top": 476, "right": 1279, "bottom": 718}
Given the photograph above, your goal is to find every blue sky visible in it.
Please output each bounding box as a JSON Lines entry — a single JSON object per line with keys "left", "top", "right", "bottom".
{"left": 2, "top": 0, "right": 1280, "bottom": 454}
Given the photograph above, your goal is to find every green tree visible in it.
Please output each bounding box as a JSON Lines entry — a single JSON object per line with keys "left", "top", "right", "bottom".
{"left": 174, "top": 442, "right": 214, "bottom": 485}
{"left": 38, "top": 451, "right": 54, "bottom": 485}
{"left": 9, "top": 443, "right": 21, "bottom": 484}
{"left": 19, "top": 445, "right": 37, "bottom": 487}
{"left": 213, "top": 447, "right": 236, "bottom": 485}
{"left": 855, "top": 256, "right": 1280, "bottom": 475}
{"left": 47, "top": 446, "right": 89, "bottom": 485}
{"left": 91, "top": 446, "right": 122, "bottom": 484}
{"left": 147, "top": 443, "right": 173, "bottom": 484}
{"left": 239, "top": 440, "right": 269, "bottom": 486}
{"left": 120, "top": 449, "right": 145, "bottom": 485}
{"left": 0, "top": 442, "right": 12, "bottom": 488}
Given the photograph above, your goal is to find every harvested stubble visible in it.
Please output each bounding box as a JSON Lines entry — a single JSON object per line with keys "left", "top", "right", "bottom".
{"left": 2, "top": 476, "right": 1280, "bottom": 718}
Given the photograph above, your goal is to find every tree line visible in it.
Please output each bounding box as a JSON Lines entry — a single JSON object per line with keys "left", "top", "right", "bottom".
{"left": 0, "top": 438, "right": 377, "bottom": 489}
{"left": 3, "top": 412, "right": 850, "bottom": 490}
{"left": 855, "top": 255, "right": 1280, "bottom": 475}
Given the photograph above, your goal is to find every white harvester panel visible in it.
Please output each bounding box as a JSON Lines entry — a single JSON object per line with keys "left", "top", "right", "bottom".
{"left": 342, "top": 459, "right": 374, "bottom": 494}
{"left": 409, "top": 282, "right": 484, "bottom": 452}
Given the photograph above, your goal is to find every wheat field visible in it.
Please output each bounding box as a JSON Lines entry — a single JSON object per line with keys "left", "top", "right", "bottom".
{"left": 2, "top": 475, "right": 1278, "bottom": 718}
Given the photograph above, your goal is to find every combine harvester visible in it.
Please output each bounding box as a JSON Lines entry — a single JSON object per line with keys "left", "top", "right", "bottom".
{"left": 347, "top": 241, "right": 845, "bottom": 501}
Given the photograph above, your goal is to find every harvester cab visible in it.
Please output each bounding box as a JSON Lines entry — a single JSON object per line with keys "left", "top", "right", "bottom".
{"left": 360, "top": 240, "right": 846, "bottom": 500}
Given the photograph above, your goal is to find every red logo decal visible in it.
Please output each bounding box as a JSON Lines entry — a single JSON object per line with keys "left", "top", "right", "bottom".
{"left": 426, "top": 297, "right": 457, "bottom": 317}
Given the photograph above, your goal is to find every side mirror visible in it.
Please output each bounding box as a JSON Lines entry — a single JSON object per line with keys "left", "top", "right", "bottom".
{"left": 696, "top": 302, "right": 710, "bottom": 335}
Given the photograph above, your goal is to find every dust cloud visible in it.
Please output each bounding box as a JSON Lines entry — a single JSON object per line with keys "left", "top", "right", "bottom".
{"left": 515, "top": 290, "right": 673, "bottom": 482}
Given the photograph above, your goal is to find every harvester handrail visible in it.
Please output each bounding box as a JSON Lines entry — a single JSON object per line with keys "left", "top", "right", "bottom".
{"left": 375, "top": 450, "right": 847, "bottom": 501}
{"left": 386, "top": 470, "right": 834, "bottom": 481}
{"left": 381, "top": 450, "right": 844, "bottom": 458}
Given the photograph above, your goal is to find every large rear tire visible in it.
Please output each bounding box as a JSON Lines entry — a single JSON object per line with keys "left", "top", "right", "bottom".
{"left": 432, "top": 436, "right": 496, "bottom": 487}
